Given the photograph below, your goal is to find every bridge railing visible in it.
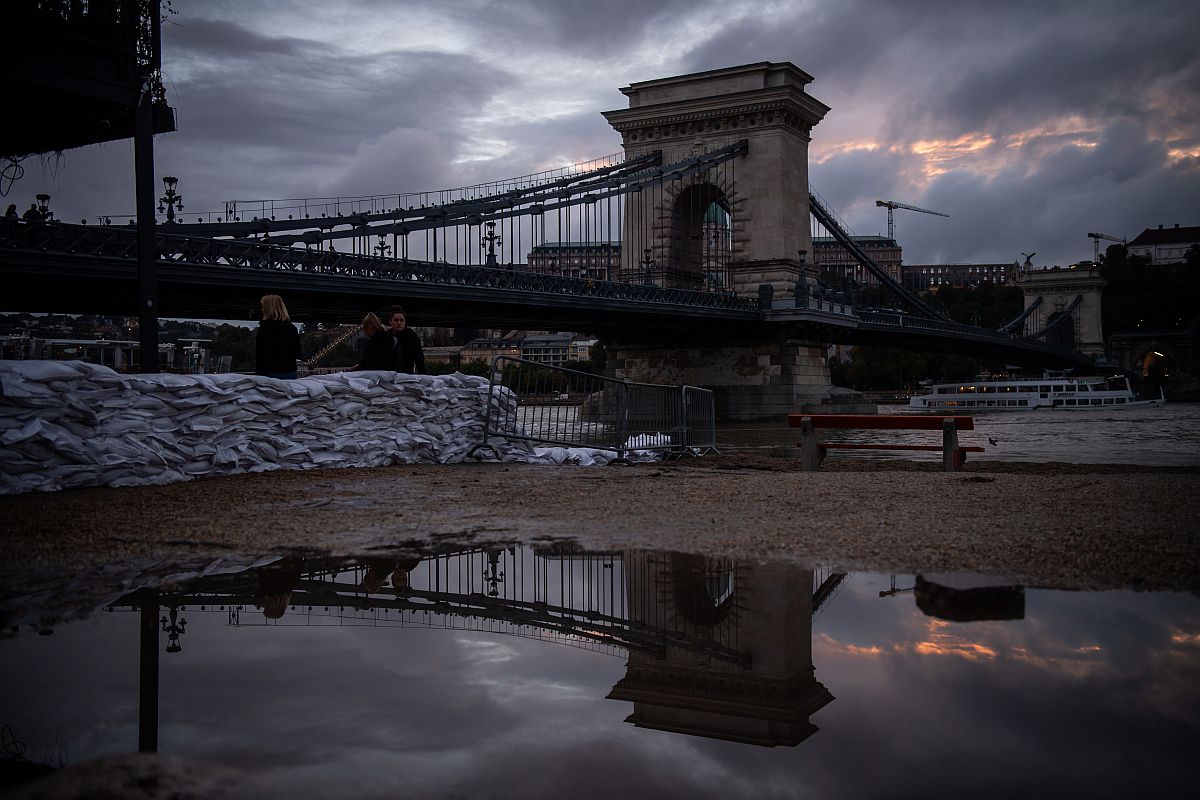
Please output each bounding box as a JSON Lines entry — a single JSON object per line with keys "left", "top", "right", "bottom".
{"left": 0, "top": 220, "right": 761, "bottom": 313}
{"left": 854, "top": 308, "right": 1079, "bottom": 356}
{"left": 470, "top": 356, "right": 716, "bottom": 462}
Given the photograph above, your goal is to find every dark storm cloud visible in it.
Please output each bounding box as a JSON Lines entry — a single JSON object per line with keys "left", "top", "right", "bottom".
{"left": 677, "top": 0, "right": 1200, "bottom": 264}
{"left": 12, "top": 0, "right": 1197, "bottom": 266}
{"left": 161, "top": 19, "right": 517, "bottom": 199}
{"left": 38, "top": 12, "right": 519, "bottom": 222}
{"left": 475, "top": 0, "right": 704, "bottom": 58}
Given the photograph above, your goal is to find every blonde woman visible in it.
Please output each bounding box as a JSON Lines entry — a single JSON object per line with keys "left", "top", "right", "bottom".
{"left": 354, "top": 311, "right": 397, "bottom": 371}
{"left": 255, "top": 294, "right": 303, "bottom": 379}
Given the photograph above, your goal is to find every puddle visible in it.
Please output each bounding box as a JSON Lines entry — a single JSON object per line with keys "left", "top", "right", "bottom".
{"left": 1, "top": 545, "right": 1197, "bottom": 798}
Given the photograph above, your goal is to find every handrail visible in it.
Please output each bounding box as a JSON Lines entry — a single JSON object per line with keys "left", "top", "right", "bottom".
{"left": 0, "top": 221, "right": 762, "bottom": 314}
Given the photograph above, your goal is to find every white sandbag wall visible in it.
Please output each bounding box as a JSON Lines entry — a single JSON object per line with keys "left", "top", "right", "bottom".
{"left": 0, "top": 360, "right": 625, "bottom": 495}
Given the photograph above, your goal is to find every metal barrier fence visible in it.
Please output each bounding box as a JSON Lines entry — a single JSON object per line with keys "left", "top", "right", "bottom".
{"left": 469, "top": 357, "right": 717, "bottom": 462}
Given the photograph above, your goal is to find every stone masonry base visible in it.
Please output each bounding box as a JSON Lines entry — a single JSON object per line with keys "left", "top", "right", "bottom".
{"left": 609, "top": 342, "right": 874, "bottom": 421}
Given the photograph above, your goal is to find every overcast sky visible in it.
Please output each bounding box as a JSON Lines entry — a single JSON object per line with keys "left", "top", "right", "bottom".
{"left": 14, "top": 0, "right": 1200, "bottom": 267}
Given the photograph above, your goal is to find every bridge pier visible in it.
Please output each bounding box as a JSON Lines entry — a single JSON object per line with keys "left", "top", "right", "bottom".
{"left": 608, "top": 340, "right": 870, "bottom": 421}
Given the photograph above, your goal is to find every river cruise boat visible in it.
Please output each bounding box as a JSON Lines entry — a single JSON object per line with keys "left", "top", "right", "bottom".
{"left": 908, "top": 372, "right": 1164, "bottom": 412}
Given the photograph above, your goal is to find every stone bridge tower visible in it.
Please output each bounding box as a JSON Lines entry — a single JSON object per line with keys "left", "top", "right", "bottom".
{"left": 600, "top": 63, "right": 866, "bottom": 420}
{"left": 1014, "top": 263, "right": 1107, "bottom": 358}
{"left": 603, "top": 62, "right": 829, "bottom": 298}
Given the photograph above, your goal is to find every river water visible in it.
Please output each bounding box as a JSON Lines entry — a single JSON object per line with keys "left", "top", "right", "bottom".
{"left": 718, "top": 402, "right": 1200, "bottom": 465}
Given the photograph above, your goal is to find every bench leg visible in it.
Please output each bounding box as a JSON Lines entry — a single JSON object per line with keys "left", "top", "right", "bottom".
{"left": 799, "top": 417, "right": 821, "bottom": 471}
{"left": 942, "top": 419, "right": 961, "bottom": 472}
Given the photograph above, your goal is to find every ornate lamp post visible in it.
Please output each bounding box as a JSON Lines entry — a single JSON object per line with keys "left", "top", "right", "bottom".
{"left": 481, "top": 219, "right": 502, "bottom": 268}
{"left": 158, "top": 176, "right": 183, "bottom": 223}
{"left": 641, "top": 248, "right": 655, "bottom": 285}
{"left": 159, "top": 606, "right": 187, "bottom": 653}
{"left": 373, "top": 236, "right": 391, "bottom": 258}
{"left": 483, "top": 549, "right": 506, "bottom": 597}
{"left": 35, "top": 193, "right": 53, "bottom": 221}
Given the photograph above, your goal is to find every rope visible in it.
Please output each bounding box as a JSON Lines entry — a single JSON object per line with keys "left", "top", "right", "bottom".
{"left": 1, "top": 157, "right": 26, "bottom": 198}
{"left": 1, "top": 724, "right": 29, "bottom": 761}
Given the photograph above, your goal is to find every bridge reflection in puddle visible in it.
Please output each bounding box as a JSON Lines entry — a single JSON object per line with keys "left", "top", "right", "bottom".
{"left": 0, "top": 546, "right": 1196, "bottom": 798}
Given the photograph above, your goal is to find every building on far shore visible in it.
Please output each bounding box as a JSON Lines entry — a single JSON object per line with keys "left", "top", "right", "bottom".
{"left": 460, "top": 338, "right": 523, "bottom": 365}
{"left": 520, "top": 333, "right": 574, "bottom": 366}
{"left": 421, "top": 345, "right": 463, "bottom": 368}
{"left": 0, "top": 335, "right": 183, "bottom": 372}
{"left": 569, "top": 337, "right": 598, "bottom": 361}
{"left": 1126, "top": 224, "right": 1199, "bottom": 265}
{"left": 527, "top": 242, "right": 620, "bottom": 281}
{"left": 901, "top": 262, "right": 1017, "bottom": 291}
{"left": 812, "top": 235, "right": 902, "bottom": 285}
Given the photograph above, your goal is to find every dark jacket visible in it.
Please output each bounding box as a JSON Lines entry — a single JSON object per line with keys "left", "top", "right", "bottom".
{"left": 359, "top": 330, "right": 397, "bottom": 371}
{"left": 393, "top": 327, "right": 425, "bottom": 374}
{"left": 255, "top": 319, "right": 303, "bottom": 375}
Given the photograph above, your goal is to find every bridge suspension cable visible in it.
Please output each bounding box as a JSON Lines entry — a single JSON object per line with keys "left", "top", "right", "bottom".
{"left": 808, "top": 189, "right": 949, "bottom": 320}
{"left": 1026, "top": 294, "right": 1083, "bottom": 342}
{"left": 997, "top": 296, "right": 1042, "bottom": 334}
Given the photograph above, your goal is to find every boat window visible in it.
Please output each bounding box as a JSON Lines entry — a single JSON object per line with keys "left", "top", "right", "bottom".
{"left": 1104, "top": 398, "right": 1114, "bottom": 404}
{"left": 1117, "top": 398, "right": 1125, "bottom": 404}
{"left": 1040, "top": 393, "right": 1048, "bottom": 399}
{"left": 1019, "top": 385, "right": 1035, "bottom": 392}
{"left": 1065, "top": 399, "right": 1076, "bottom": 405}
{"left": 1053, "top": 399, "right": 1063, "bottom": 406}
{"left": 1019, "top": 400, "right": 1028, "bottom": 406}
{"left": 1092, "top": 398, "right": 1102, "bottom": 405}
{"left": 1039, "top": 385, "right": 1051, "bottom": 392}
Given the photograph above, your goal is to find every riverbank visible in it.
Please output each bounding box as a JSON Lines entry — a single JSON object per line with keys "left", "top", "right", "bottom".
{"left": 3, "top": 457, "right": 1197, "bottom": 594}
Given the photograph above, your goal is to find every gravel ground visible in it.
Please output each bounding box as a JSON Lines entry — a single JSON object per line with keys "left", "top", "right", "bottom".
{"left": 3, "top": 457, "right": 1198, "bottom": 593}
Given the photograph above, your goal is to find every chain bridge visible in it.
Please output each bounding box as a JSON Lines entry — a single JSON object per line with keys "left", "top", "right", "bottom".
{"left": 1, "top": 62, "right": 1096, "bottom": 417}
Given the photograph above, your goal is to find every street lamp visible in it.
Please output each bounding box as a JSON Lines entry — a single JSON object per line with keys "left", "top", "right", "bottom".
{"left": 160, "top": 607, "right": 187, "bottom": 653}
{"left": 158, "top": 176, "right": 183, "bottom": 223}
{"left": 35, "top": 193, "right": 53, "bottom": 221}
{"left": 481, "top": 219, "right": 502, "bottom": 268}
{"left": 641, "top": 248, "right": 655, "bottom": 285}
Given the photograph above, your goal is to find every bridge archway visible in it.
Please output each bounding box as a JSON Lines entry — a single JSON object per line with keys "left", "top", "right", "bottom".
{"left": 1140, "top": 349, "right": 1174, "bottom": 379}
{"left": 1044, "top": 311, "right": 1077, "bottom": 352}
{"left": 666, "top": 182, "right": 732, "bottom": 290}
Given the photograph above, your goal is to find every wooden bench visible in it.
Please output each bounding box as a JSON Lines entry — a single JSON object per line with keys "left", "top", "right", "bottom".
{"left": 786, "top": 414, "right": 984, "bottom": 472}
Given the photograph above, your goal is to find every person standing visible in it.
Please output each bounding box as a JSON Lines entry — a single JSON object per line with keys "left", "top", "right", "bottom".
{"left": 255, "top": 294, "right": 303, "bottom": 379}
{"left": 388, "top": 305, "right": 425, "bottom": 374}
{"left": 354, "top": 312, "right": 396, "bottom": 371}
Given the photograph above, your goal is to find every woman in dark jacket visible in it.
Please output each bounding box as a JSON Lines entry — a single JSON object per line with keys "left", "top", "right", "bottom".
{"left": 255, "top": 294, "right": 304, "bottom": 379}
{"left": 355, "top": 312, "right": 396, "bottom": 370}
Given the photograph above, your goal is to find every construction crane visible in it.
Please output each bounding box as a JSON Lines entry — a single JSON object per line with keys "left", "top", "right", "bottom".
{"left": 1087, "top": 231, "right": 1125, "bottom": 262}
{"left": 875, "top": 200, "right": 949, "bottom": 240}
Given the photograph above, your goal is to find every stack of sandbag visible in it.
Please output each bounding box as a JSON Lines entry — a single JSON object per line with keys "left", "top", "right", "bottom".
{"left": 0, "top": 360, "right": 513, "bottom": 494}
